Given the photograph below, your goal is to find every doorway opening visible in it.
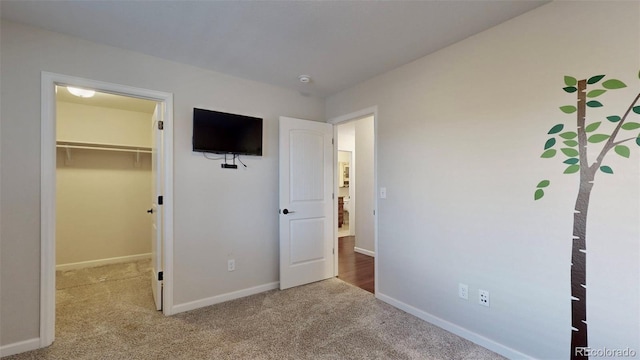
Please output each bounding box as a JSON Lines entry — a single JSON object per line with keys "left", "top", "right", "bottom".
{"left": 55, "top": 87, "right": 157, "bottom": 338}
{"left": 331, "top": 109, "right": 377, "bottom": 294}
{"left": 337, "top": 149, "right": 353, "bottom": 238}
{"left": 55, "top": 87, "right": 156, "bottom": 271}
{"left": 40, "top": 72, "right": 174, "bottom": 348}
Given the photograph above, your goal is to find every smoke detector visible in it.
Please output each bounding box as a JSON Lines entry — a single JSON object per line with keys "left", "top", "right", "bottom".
{"left": 298, "top": 75, "right": 312, "bottom": 84}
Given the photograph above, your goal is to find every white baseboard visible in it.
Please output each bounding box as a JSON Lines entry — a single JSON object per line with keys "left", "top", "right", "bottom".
{"left": 56, "top": 253, "right": 152, "bottom": 271}
{"left": 0, "top": 337, "right": 40, "bottom": 357}
{"left": 375, "top": 292, "right": 533, "bottom": 360}
{"left": 172, "top": 282, "right": 279, "bottom": 314}
{"left": 354, "top": 247, "right": 375, "bottom": 257}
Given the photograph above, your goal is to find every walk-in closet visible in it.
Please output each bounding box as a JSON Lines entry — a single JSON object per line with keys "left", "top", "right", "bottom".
{"left": 55, "top": 86, "right": 156, "bottom": 272}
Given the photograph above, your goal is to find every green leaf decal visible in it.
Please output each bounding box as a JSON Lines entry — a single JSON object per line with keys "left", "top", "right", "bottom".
{"left": 621, "top": 122, "right": 640, "bottom": 130}
{"left": 536, "top": 180, "right": 550, "bottom": 188}
{"left": 560, "top": 105, "right": 577, "bottom": 114}
{"left": 564, "top": 165, "right": 580, "bottom": 174}
{"left": 563, "top": 158, "right": 579, "bottom": 165}
{"left": 614, "top": 145, "right": 630, "bottom": 158}
{"left": 602, "top": 79, "right": 627, "bottom": 89}
{"left": 587, "top": 75, "right": 605, "bottom": 84}
{"left": 586, "top": 100, "right": 603, "bottom": 108}
{"left": 544, "top": 138, "right": 556, "bottom": 150}
{"left": 559, "top": 132, "right": 577, "bottom": 139}
{"left": 563, "top": 140, "right": 578, "bottom": 147}
{"left": 564, "top": 76, "right": 577, "bottom": 86}
{"left": 607, "top": 115, "right": 621, "bottom": 123}
{"left": 600, "top": 166, "right": 613, "bottom": 174}
{"left": 534, "top": 189, "right": 544, "bottom": 201}
{"left": 587, "top": 89, "right": 606, "bottom": 98}
{"left": 587, "top": 134, "right": 610, "bottom": 143}
{"left": 541, "top": 149, "right": 557, "bottom": 158}
{"left": 584, "top": 122, "right": 601, "bottom": 132}
{"left": 548, "top": 124, "right": 564, "bottom": 134}
{"left": 633, "top": 106, "right": 640, "bottom": 114}
{"left": 636, "top": 136, "right": 640, "bottom": 147}
{"left": 563, "top": 86, "right": 577, "bottom": 93}
{"left": 561, "top": 148, "right": 579, "bottom": 157}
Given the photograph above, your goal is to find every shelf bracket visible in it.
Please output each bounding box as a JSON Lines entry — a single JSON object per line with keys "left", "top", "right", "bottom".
{"left": 134, "top": 150, "right": 141, "bottom": 168}
{"left": 64, "top": 147, "right": 72, "bottom": 166}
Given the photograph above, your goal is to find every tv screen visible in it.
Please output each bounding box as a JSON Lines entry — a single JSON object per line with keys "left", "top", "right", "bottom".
{"left": 192, "top": 108, "right": 263, "bottom": 156}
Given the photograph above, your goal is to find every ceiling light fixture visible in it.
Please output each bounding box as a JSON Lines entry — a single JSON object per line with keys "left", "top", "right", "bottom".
{"left": 67, "top": 86, "right": 95, "bottom": 98}
{"left": 298, "top": 75, "right": 312, "bottom": 84}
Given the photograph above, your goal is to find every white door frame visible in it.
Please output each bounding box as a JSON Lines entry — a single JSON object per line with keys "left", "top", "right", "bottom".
{"left": 40, "top": 72, "right": 175, "bottom": 347}
{"left": 328, "top": 106, "right": 378, "bottom": 294}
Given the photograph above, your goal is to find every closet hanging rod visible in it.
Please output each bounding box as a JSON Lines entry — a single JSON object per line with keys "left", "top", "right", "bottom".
{"left": 56, "top": 141, "right": 152, "bottom": 154}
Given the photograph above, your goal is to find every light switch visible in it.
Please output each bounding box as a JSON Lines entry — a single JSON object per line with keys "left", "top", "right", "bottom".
{"left": 379, "top": 187, "right": 387, "bottom": 199}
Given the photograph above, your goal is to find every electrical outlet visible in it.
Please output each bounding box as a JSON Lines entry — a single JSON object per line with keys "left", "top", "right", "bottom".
{"left": 227, "top": 259, "right": 235, "bottom": 272}
{"left": 479, "top": 289, "right": 490, "bottom": 307}
{"left": 458, "top": 283, "right": 468, "bottom": 300}
{"left": 379, "top": 187, "right": 387, "bottom": 199}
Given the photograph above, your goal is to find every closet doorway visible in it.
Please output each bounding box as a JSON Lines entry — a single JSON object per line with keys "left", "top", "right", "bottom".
{"left": 55, "top": 87, "right": 156, "bottom": 273}
{"left": 40, "top": 72, "right": 174, "bottom": 347}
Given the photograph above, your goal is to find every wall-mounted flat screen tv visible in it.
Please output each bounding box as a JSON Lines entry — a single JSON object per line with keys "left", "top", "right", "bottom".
{"left": 192, "top": 108, "right": 263, "bottom": 156}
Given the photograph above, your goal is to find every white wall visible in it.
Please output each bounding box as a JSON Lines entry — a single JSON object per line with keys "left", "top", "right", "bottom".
{"left": 56, "top": 101, "right": 153, "bottom": 267}
{"left": 354, "top": 116, "right": 374, "bottom": 254}
{"left": 337, "top": 124, "right": 355, "bottom": 152}
{"left": 338, "top": 124, "right": 356, "bottom": 234}
{"left": 327, "top": 2, "right": 639, "bottom": 359}
{"left": 0, "top": 20, "right": 324, "bottom": 347}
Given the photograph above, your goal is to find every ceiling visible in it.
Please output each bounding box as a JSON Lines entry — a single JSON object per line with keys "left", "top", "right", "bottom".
{"left": 1, "top": 1, "right": 548, "bottom": 98}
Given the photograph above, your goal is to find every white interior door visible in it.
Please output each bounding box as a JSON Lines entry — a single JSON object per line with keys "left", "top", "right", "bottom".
{"left": 150, "top": 103, "right": 164, "bottom": 310}
{"left": 279, "top": 117, "right": 334, "bottom": 290}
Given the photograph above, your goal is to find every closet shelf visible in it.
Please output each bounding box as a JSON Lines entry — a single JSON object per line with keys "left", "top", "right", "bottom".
{"left": 56, "top": 141, "right": 152, "bottom": 154}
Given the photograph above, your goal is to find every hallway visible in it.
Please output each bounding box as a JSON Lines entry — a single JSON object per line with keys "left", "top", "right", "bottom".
{"left": 337, "top": 236, "right": 374, "bottom": 293}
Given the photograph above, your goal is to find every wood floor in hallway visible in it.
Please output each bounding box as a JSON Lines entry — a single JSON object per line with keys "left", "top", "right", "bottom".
{"left": 338, "top": 236, "right": 374, "bottom": 293}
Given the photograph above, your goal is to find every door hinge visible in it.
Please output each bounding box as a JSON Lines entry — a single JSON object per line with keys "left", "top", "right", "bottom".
{"left": 333, "top": 248, "right": 335, "bottom": 255}
{"left": 332, "top": 138, "right": 334, "bottom": 145}
{"left": 158, "top": 271, "right": 163, "bottom": 281}
{"left": 373, "top": 210, "right": 376, "bottom": 215}
{"left": 332, "top": 193, "right": 334, "bottom": 199}
{"left": 158, "top": 195, "right": 163, "bottom": 205}
{"left": 158, "top": 121, "right": 164, "bottom": 130}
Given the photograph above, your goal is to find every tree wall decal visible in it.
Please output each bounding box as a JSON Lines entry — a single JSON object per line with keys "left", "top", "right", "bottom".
{"left": 535, "top": 71, "right": 640, "bottom": 360}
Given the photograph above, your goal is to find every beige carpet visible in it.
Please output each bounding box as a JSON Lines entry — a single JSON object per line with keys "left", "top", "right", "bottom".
{"left": 3, "top": 260, "right": 505, "bottom": 360}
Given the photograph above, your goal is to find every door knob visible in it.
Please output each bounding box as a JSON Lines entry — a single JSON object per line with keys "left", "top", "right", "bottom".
{"left": 282, "top": 209, "right": 295, "bottom": 214}
{"left": 147, "top": 208, "right": 154, "bottom": 214}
